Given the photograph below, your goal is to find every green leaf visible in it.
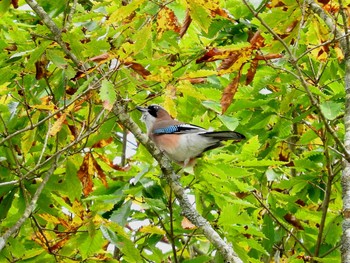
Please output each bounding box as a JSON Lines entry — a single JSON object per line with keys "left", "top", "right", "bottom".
{"left": 187, "top": 1, "right": 212, "bottom": 33}
{"left": 100, "top": 79, "right": 117, "bottom": 110}
{"left": 109, "top": 199, "right": 132, "bottom": 226}
{"left": 46, "top": 49, "right": 67, "bottom": 68}
{"left": 218, "top": 115, "right": 239, "bottom": 131}
{"left": 235, "top": 159, "right": 288, "bottom": 167}
{"left": 109, "top": 0, "right": 147, "bottom": 23}
{"left": 0, "top": 0, "right": 11, "bottom": 15}
{"left": 182, "top": 255, "right": 212, "bottom": 263}
{"left": 0, "top": 188, "right": 17, "bottom": 220}
{"left": 21, "top": 111, "right": 40, "bottom": 155}
{"left": 239, "top": 135, "right": 260, "bottom": 159}
{"left": 100, "top": 225, "right": 143, "bottom": 262}
{"left": 320, "top": 101, "right": 343, "bottom": 120}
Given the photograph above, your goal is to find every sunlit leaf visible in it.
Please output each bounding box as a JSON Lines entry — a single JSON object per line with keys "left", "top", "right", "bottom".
{"left": 139, "top": 225, "right": 167, "bottom": 235}
{"left": 320, "top": 101, "right": 343, "bottom": 120}
{"left": 100, "top": 79, "right": 117, "bottom": 111}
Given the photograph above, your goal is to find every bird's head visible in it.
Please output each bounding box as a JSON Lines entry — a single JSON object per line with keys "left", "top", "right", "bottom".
{"left": 136, "top": 104, "right": 172, "bottom": 131}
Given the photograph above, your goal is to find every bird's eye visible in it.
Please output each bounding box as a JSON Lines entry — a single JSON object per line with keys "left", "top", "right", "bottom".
{"left": 148, "top": 105, "right": 159, "bottom": 117}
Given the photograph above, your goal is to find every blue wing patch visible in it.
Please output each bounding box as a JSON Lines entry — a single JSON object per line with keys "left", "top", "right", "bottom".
{"left": 153, "top": 124, "right": 204, "bottom": 134}
{"left": 153, "top": 125, "right": 180, "bottom": 134}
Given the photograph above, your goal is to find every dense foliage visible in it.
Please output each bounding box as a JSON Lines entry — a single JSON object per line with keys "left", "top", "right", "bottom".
{"left": 0, "top": 0, "right": 347, "bottom": 262}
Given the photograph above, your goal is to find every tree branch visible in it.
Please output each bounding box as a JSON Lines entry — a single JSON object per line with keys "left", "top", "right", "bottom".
{"left": 0, "top": 153, "right": 61, "bottom": 252}
{"left": 24, "top": 0, "right": 82, "bottom": 67}
{"left": 243, "top": 0, "right": 350, "bottom": 162}
{"left": 113, "top": 102, "right": 243, "bottom": 263}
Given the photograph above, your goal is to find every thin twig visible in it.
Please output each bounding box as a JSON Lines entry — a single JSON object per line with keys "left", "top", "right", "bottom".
{"left": 242, "top": 0, "right": 350, "bottom": 162}
{"left": 252, "top": 191, "right": 313, "bottom": 256}
{"left": 0, "top": 153, "right": 61, "bottom": 251}
{"left": 314, "top": 134, "right": 335, "bottom": 256}
{"left": 24, "top": 0, "right": 82, "bottom": 67}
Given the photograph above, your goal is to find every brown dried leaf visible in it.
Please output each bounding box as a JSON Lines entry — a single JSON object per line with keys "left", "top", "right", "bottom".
{"left": 124, "top": 61, "right": 151, "bottom": 78}
{"left": 180, "top": 9, "right": 192, "bottom": 38}
{"left": 35, "top": 54, "right": 49, "bottom": 80}
{"left": 196, "top": 48, "right": 223, "bottom": 63}
{"left": 220, "top": 68, "right": 242, "bottom": 114}
{"left": 77, "top": 153, "right": 94, "bottom": 196}
{"left": 90, "top": 53, "right": 110, "bottom": 62}
{"left": 71, "top": 66, "right": 97, "bottom": 81}
{"left": 246, "top": 59, "right": 258, "bottom": 85}
{"left": 254, "top": 53, "right": 283, "bottom": 60}
{"left": 92, "top": 138, "right": 113, "bottom": 148}
{"left": 11, "top": 0, "right": 19, "bottom": 8}
{"left": 91, "top": 156, "right": 108, "bottom": 188}
{"left": 94, "top": 152, "right": 130, "bottom": 171}
{"left": 249, "top": 31, "right": 265, "bottom": 48}
{"left": 217, "top": 52, "right": 240, "bottom": 71}
{"left": 284, "top": 213, "right": 304, "bottom": 230}
{"left": 4, "top": 44, "right": 17, "bottom": 52}
{"left": 181, "top": 217, "right": 196, "bottom": 230}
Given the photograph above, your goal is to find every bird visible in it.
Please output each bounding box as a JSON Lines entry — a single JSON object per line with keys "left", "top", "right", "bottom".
{"left": 137, "top": 104, "right": 245, "bottom": 167}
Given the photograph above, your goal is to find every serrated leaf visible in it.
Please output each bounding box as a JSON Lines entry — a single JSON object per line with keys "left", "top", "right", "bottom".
{"left": 218, "top": 115, "right": 239, "bottom": 130}
{"left": 110, "top": 199, "right": 132, "bottom": 226}
{"left": 202, "top": 100, "right": 221, "bottom": 113}
{"left": 183, "top": 70, "right": 217, "bottom": 79}
{"left": 320, "top": 101, "right": 343, "bottom": 120}
{"left": 235, "top": 159, "right": 288, "bottom": 167}
{"left": 187, "top": 1, "right": 212, "bottom": 33}
{"left": 240, "top": 135, "right": 260, "bottom": 159}
{"left": 100, "top": 80, "right": 116, "bottom": 111}
{"left": 100, "top": 225, "right": 142, "bottom": 262}
{"left": 108, "top": 0, "right": 146, "bottom": 23}
{"left": 139, "top": 225, "right": 166, "bottom": 235}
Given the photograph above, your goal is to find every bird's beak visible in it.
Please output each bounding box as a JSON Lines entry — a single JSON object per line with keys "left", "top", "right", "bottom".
{"left": 136, "top": 106, "right": 148, "bottom": 112}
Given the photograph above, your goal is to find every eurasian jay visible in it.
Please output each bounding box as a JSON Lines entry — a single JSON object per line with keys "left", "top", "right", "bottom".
{"left": 137, "top": 105, "right": 245, "bottom": 166}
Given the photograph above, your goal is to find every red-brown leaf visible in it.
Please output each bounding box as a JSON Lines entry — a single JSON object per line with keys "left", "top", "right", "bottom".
{"left": 92, "top": 138, "right": 113, "bottom": 148}
{"left": 157, "top": 6, "right": 181, "bottom": 37}
{"left": 77, "top": 154, "right": 94, "bottom": 196}
{"left": 90, "top": 53, "right": 110, "bottom": 62}
{"left": 196, "top": 48, "right": 222, "bottom": 63}
{"left": 249, "top": 31, "right": 265, "bottom": 48}
{"left": 124, "top": 61, "right": 151, "bottom": 78}
{"left": 91, "top": 156, "right": 108, "bottom": 188}
{"left": 284, "top": 213, "right": 304, "bottom": 230}
{"left": 217, "top": 52, "right": 240, "bottom": 71}
{"left": 246, "top": 59, "right": 258, "bottom": 85}
{"left": 180, "top": 9, "right": 192, "bottom": 38}
{"left": 220, "top": 68, "right": 242, "bottom": 114}
{"left": 254, "top": 53, "right": 283, "bottom": 60}
{"left": 11, "top": 0, "right": 19, "bottom": 8}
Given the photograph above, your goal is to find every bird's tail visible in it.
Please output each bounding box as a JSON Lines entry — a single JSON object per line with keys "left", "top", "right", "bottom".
{"left": 201, "top": 131, "right": 245, "bottom": 141}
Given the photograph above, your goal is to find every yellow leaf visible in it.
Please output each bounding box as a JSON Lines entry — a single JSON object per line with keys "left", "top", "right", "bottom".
{"left": 49, "top": 113, "right": 66, "bottom": 136}
{"left": 21, "top": 111, "right": 40, "bottom": 155}
{"left": 38, "top": 213, "right": 61, "bottom": 224}
{"left": 108, "top": 0, "right": 146, "bottom": 24}
{"left": 31, "top": 104, "right": 55, "bottom": 111}
{"left": 139, "top": 225, "right": 166, "bottom": 235}
{"left": 164, "top": 84, "right": 177, "bottom": 118}
{"left": 156, "top": 6, "right": 180, "bottom": 38}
